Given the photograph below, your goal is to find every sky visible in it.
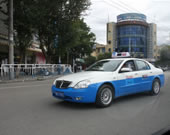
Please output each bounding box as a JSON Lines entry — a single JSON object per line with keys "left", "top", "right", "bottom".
{"left": 84, "top": 0, "right": 170, "bottom": 45}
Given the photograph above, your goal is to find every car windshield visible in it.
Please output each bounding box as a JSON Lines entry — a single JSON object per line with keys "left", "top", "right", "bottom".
{"left": 86, "top": 60, "right": 123, "bottom": 72}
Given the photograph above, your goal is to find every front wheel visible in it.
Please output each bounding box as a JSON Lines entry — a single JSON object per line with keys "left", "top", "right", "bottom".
{"left": 150, "top": 79, "right": 160, "bottom": 96}
{"left": 95, "top": 84, "right": 114, "bottom": 107}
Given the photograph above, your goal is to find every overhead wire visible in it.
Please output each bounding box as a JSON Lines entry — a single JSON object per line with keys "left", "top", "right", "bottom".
{"left": 116, "top": 0, "right": 143, "bottom": 13}
{"left": 92, "top": 0, "right": 155, "bottom": 22}
{"left": 101, "top": 0, "right": 129, "bottom": 13}
{"left": 108, "top": 0, "right": 155, "bottom": 22}
{"left": 108, "top": 0, "right": 137, "bottom": 13}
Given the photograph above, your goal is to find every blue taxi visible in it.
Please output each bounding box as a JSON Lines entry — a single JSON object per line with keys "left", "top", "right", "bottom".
{"left": 51, "top": 58, "right": 164, "bottom": 107}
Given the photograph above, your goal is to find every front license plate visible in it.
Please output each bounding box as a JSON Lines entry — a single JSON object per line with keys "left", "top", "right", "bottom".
{"left": 55, "top": 92, "right": 64, "bottom": 97}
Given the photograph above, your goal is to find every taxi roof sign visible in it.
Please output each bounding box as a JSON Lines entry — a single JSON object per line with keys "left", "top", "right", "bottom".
{"left": 112, "top": 52, "right": 131, "bottom": 58}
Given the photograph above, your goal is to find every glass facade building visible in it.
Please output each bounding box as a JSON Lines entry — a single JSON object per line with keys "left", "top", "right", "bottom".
{"left": 116, "top": 13, "right": 148, "bottom": 58}
{"left": 117, "top": 25, "right": 147, "bottom": 57}
{"left": 107, "top": 13, "right": 157, "bottom": 58}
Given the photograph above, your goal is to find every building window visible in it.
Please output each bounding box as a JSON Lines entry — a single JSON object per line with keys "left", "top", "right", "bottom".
{"left": 108, "top": 40, "right": 111, "bottom": 44}
{"left": 117, "top": 24, "right": 147, "bottom": 58}
{"left": 118, "top": 25, "right": 146, "bottom": 36}
{"left": 102, "top": 48, "right": 105, "bottom": 53}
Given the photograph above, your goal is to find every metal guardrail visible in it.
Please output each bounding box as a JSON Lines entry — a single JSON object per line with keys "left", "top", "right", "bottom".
{"left": 0, "top": 64, "right": 73, "bottom": 80}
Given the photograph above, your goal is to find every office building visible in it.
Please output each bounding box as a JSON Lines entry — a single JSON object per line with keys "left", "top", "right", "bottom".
{"left": 107, "top": 13, "right": 157, "bottom": 58}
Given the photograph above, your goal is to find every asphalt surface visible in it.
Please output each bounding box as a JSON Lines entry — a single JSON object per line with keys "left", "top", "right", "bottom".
{"left": 0, "top": 72, "right": 170, "bottom": 135}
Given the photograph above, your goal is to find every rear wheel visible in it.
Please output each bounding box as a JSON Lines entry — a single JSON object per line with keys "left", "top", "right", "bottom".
{"left": 96, "top": 84, "right": 114, "bottom": 107}
{"left": 150, "top": 79, "right": 160, "bottom": 95}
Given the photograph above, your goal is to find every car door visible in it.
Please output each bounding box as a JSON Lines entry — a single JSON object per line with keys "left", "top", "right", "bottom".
{"left": 134, "top": 60, "right": 152, "bottom": 92}
{"left": 116, "top": 60, "right": 139, "bottom": 96}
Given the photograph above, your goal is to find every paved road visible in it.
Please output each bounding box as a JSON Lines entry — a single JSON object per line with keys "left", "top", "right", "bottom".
{"left": 0, "top": 72, "right": 170, "bottom": 135}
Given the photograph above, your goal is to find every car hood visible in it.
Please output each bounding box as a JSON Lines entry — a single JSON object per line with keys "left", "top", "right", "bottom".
{"left": 54, "top": 71, "right": 116, "bottom": 87}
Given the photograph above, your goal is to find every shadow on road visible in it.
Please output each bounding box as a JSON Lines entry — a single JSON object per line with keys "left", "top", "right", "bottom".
{"left": 113, "top": 92, "right": 151, "bottom": 104}
{"left": 48, "top": 92, "right": 156, "bottom": 110}
{"left": 48, "top": 100, "right": 97, "bottom": 110}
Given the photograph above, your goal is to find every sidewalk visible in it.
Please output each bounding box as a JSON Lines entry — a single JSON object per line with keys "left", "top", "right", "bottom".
{"left": 0, "top": 75, "right": 61, "bottom": 84}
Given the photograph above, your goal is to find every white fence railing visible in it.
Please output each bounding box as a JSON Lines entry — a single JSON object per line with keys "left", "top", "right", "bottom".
{"left": 0, "top": 64, "right": 72, "bottom": 80}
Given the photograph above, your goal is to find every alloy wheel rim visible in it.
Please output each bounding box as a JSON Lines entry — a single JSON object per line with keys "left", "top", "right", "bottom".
{"left": 101, "top": 88, "right": 112, "bottom": 105}
{"left": 154, "top": 81, "right": 160, "bottom": 94}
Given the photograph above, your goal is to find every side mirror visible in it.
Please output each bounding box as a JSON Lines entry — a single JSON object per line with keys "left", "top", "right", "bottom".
{"left": 120, "top": 68, "right": 132, "bottom": 73}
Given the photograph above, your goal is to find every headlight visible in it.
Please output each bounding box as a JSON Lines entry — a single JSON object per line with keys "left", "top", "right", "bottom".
{"left": 74, "top": 80, "right": 91, "bottom": 89}
{"left": 53, "top": 80, "right": 56, "bottom": 85}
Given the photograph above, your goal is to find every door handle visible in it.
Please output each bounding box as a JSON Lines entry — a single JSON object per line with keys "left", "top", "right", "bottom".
{"left": 134, "top": 73, "right": 138, "bottom": 75}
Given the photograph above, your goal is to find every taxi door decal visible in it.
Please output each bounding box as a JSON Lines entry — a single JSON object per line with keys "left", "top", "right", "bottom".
{"left": 142, "top": 74, "right": 148, "bottom": 78}
{"left": 125, "top": 75, "right": 134, "bottom": 85}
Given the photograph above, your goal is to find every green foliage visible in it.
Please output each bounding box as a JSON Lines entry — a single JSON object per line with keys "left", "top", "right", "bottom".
{"left": 97, "top": 52, "right": 112, "bottom": 61}
{"left": 160, "top": 45, "right": 170, "bottom": 61}
{"left": 0, "top": 0, "right": 94, "bottom": 64}
{"left": 84, "top": 56, "right": 96, "bottom": 67}
{"left": 0, "top": 0, "right": 34, "bottom": 63}
{"left": 155, "top": 60, "right": 170, "bottom": 67}
{"left": 13, "top": 0, "right": 34, "bottom": 63}
{"left": 31, "top": 0, "right": 92, "bottom": 63}
{"left": 69, "top": 19, "right": 96, "bottom": 58}
{"left": 155, "top": 45, "right": 170, "bottom": 67}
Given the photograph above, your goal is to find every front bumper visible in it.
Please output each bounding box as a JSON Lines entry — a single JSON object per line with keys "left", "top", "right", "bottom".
{"left": 51, "top": 84, "right": 98, "bottom": 103}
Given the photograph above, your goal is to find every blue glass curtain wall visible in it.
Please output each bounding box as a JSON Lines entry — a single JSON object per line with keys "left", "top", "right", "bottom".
{"left": 117, "top": 25, "right": 147, "bottom": 57}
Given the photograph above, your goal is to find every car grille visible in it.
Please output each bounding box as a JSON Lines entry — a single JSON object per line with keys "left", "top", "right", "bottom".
{"left": 55, "top": 80, "right": 72, "bottom": 89}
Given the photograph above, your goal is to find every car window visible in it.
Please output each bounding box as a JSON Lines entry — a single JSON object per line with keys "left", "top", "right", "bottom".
{"left": 120, "top": 60, "right": 136, "bottom": 72}
{"left": 86, "top": 60, "right": 123, "bottom": 72}
{"left": 135, "top": 60, "right": 150, "bottom": 71}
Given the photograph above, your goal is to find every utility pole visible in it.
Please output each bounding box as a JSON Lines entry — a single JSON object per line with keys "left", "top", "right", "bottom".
{"left": 8, "top": 0, "right": 14, "bottom": 79}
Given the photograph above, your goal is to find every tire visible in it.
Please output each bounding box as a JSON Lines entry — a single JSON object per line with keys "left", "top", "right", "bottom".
{"left": 150, "top": 79, "right": 160, "bottom": 96}
{"left": 95, "top": 84, "right": 114, "bottom": 108}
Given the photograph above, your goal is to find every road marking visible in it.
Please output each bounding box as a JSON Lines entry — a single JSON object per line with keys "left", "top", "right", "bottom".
{"left": 0, "top": 84, "right": 51, "bottom": 90}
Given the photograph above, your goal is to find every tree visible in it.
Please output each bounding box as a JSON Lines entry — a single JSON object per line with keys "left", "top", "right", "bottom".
{"left": 97, "top": 52, "right": 112, "bottom": 61}
{"left": 0, "top": 0, "right": 93, "bottom": 64}
{"left": 0, "top": 0, "right": 34, "bottom": 63}
{"left": 31, "top": 0, "right": 91, "bottom": 63}
{"left": 84, "top": 55, "right": 96, "bottom": 67}
{"left": 155, "top": 45, "right": 170, "bottom": 67}
{"left": 160, "top": 45, "right": 170, "bottom": 61}
{"left": 66, "top": 19, "right": 96, "bottom": 63}
{"left": 13, "top": 0, "right": 34, "bottom": 63}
